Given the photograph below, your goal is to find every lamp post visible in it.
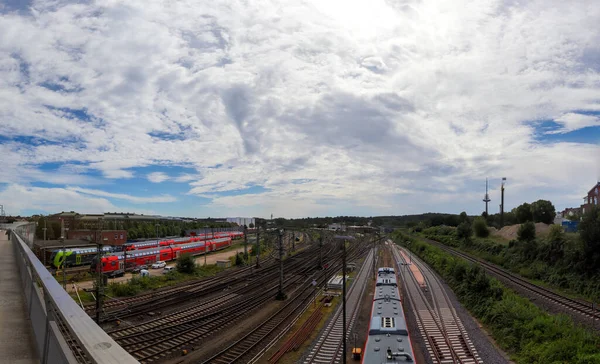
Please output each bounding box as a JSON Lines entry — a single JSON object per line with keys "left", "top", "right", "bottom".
{"left": 335, "top": 234, "right": 355, "bottom": 364}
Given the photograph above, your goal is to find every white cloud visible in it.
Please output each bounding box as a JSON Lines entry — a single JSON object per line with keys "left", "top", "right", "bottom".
{"left": 147, "top": 172, "right": 170, "bottom": 183}
{"left": 0, "top": 0, "right": 599, "bottom": 217}
{"left": 174, "top": 174, "right": 196, "bottom": 183}
{"left": 0, "top": 184, "right": 116, "bottom": 215}
{"left": 67, "top": 187, "right": 177, "bottom": 203}
{"left": 550, "top": 113, "right": 600, "bottom": 134}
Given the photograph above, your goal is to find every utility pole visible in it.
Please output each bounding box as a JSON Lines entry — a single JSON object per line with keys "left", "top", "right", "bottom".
{"left": 43, "top": 217, "right": 47, "bottom": 241}
{"left": 95, "top": 218, "right": 104, "bottom": 324}
{"left": 342, "top": 238, "right": 347, "bottom": 364}
{"left": 276, "top": 229, "right": 285, "bottom": 300}
{"left": 319, "top": 233, "right": 323, "bottom": 269}
{"left": 500, "top": 177, "right": 506, "bottom": 227}
{"left": 255, "top": 225, "right": 260, "bottom": 268}
{"left": 335, "top": 235, "right": 354, "bottom": 364}
{"left": 60, "top": 218, "right": 66, "bottom": 290}
{"left": 204, "top": 225, "right": 208, "bottom": 266}
{"left": 155, "top": 223, "right": 160, "bottom": 241}
{"left": 244, "top": 225, "right": 248, "bottom": 260}
{"left": 483, "top": 178, "right": 491, "bottom": 216}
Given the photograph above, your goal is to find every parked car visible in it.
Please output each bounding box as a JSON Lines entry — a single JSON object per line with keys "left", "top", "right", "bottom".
{"left": 151, "top": 261, "right": 166, "bottom": 269}
{"left": 162, "top": 266, "right": 174, "bottom": 274}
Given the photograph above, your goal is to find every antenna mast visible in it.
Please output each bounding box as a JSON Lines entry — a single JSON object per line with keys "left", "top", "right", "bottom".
{"left": 483, "top": 179, "right": 491, "bottom": 215}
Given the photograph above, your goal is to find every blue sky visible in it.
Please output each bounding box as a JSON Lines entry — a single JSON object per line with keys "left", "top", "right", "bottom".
{"left": 0, "top": 0, "right": 599, "bottom": 218}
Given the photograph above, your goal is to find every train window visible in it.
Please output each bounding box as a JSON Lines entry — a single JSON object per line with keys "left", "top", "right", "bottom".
{"left": 111, "top": 261, "right": 116, "bottom": 266}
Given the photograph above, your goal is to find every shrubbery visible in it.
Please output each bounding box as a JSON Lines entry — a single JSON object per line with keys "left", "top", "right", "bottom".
{"left": 473, "top": 217, "right": 489, "bottom": 238}
{"left": 176, "top": 253, "right": 196, "bottom": 274}
{"left": 392, "top": 233, "right": 600, "bottom": 363}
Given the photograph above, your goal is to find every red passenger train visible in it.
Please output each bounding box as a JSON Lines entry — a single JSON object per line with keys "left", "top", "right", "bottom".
{"left": 123, "top": 231, "right": 244, "bottom": 251}
{"left": 91, "top": 237, "right": 233, "bottom": 276}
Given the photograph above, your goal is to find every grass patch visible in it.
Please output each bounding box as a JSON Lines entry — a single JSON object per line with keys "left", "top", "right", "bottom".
{"left": 267, "top": 296, "right": 340, "bottom": 364}
{"left": 105, "top": 264, "right": 226, "bottom": 297}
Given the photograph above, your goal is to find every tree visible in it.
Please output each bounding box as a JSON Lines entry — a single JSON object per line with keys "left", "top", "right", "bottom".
{"left": 176, "top": 254, "right": 196, "bottom": 274}
{"left": 541, "top": 224, "right": 565, "bottom": 265}
{"left": 531, "top": 200, "right": 556, "bottom": 224}
{"left": 578, "top": 206, "right": 600, "bottom": 270}
{"left": 249, "top": 223, "right": 255, "bottom": 228}
{"left": 517, "top": 221, "right": 536, "bottom": 242}
{"left": 459, "top": 211, "right": 469, "bottom": 224}
{"left": 514, "top": 203, "right": 533, "bottom": 223}
{"left": 456, "top": 221, "right": 472, "bottom": 241}
{"left": 473, "top": 217, "right": 490, "bottom": 238}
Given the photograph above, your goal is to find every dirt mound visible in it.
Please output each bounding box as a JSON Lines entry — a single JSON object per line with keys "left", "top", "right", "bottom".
{"left": 492, "top": 223, "right": 551, "bottom": 240}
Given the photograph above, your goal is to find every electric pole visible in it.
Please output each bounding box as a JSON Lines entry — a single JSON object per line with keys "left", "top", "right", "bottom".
{"left": 483, "top": 178, "right": 491, "bottom": 216}
{"left": 341, "top": 237, "right": 348, "bottom": 364}
{"left": 255, "top": 225, "right": 260, "bottom": 268}
{"left": 318, "top": 232, "right": 323, "bottom": 269}
{"left": 95, "top": 217, "right": 104, "bottom": 324}
{"left": 43, "top": 217, "right": 47, "bottom": 241}
{"left": 244, "top": 225, "right": 248, "bottom": 260}
{"left": 276, "top": 229, "right": 285, "bottom": 300}
{"left": 500, "top": 177, "right": 506, "bottom": 227}
{"left": 60, "top": 218, "right": 66, "bottom": 290}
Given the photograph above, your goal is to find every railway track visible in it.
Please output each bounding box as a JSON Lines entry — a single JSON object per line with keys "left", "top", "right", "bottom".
{"left": 202, "top": 238, "right": 375, "bottom": 364}
{"left": 303, "top": 248, "right": 375, "bottom": 364}
{"left": 109, "top": 239, "right": 344, "bottom": 363}
{"left": 421, "top": 237, "right": 600, "bottom": 324}
{"left": 94, "top": 258, "right": 278, "bottom": 321}
{"left": 394, "top": 245, "right": 481, "bottom": 364}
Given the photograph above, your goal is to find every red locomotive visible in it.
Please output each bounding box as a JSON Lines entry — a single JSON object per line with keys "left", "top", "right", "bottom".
{"left": 91, "top": 237, "right": 233, "bottom": 276}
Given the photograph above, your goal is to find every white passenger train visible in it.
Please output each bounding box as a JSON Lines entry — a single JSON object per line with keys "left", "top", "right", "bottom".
{"left": 362, "top": 267, "right": 415, "bottom": 363}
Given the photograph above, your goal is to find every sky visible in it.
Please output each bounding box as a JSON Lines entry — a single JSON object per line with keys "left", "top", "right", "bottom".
{"left": 0, "top": 0, "right": 599, "bottom": 219}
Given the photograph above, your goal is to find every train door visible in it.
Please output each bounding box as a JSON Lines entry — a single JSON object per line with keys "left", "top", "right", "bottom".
{"left": 176, "top": 250, "right": 181, "bottom": 259}
{"left": 119, "top": 261, "right": 124, "bottom": 272}
{"left": 156, "top": 254, "right": 161, "bottom": 262}
{"left": 76, "top": 254, "right": 82, "bottom": 265}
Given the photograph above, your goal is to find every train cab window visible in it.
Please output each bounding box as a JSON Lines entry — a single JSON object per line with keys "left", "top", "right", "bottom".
{"left": 111, "top": 261, "right": 116, "bottom": 266}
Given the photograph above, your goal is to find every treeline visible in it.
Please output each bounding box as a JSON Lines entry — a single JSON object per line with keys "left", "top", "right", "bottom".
{"left": 392, "top": 232, "right": 600, "bottom": 363}
{"left": 34, "top": 217, "right": 236, "bottom": 241}
{"left": 263, "top": 213, "right": 471, "bottom": 228}
{"left": 419, "top": 206, "right": 600, "bottom": 301}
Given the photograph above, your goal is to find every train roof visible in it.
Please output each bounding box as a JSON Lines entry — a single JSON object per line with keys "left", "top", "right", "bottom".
{"left": 363, "top": 270, "right": 414, "bottom": 363}
{"left": 378, "top": 267, "right": 395, "bottom": 274}
{"left": 51, "top": 246, "right": 113, "bottom": 254}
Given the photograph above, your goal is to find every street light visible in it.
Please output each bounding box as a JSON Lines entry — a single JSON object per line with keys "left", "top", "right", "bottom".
{"left": 334, "top": 234, "right": 355, "bottom": 364}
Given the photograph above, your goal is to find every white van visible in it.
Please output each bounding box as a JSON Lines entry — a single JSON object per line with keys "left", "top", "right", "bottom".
{"left": 162, "top": 266, "right": 174, "bottom": 274}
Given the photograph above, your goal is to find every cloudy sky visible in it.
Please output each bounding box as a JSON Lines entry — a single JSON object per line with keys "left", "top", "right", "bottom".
{"left": 1, "top": 0, "right": 599, "bottom": 218}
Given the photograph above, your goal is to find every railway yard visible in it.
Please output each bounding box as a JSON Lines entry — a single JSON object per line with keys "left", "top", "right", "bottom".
{"left": 32, "top": 230, "right": 600, "bottom": 364}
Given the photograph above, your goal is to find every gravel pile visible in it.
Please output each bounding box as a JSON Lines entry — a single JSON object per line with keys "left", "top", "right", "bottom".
{"left": 492, "top": 222, "right": 551, "bottom": 240}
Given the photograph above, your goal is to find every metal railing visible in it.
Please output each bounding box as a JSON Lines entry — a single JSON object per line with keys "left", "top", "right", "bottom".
{"left": 7, "top": 224, "right": 139, "bottom": 364}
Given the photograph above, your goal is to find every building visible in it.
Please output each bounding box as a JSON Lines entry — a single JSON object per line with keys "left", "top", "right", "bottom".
{"left": 226, "top": 217, "right": 255, "bottom": 227}
{"left": 67, "top": 230, "right": 127, "bottom": 246}
{"left": 561, "top": 207, "right": 582, "bottom": 218}
{"left": 47, "top": 212, "right": 80, "bottom": 230}
{"left": 582, "top": 182, "right": 600, "bottom": 215}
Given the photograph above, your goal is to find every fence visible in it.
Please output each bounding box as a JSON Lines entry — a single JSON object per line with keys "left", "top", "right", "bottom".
{"left": 6, "top": 223, "right": 138, "bottom": 364}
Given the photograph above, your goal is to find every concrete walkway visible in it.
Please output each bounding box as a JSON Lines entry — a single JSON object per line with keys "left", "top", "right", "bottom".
{"left": 0, "top": 230, "right": 39, "bottom": 364}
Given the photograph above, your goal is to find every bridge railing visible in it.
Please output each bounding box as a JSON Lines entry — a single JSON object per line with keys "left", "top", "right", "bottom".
{"left": 8, "top": 225, "right": 139, "bottom": 364}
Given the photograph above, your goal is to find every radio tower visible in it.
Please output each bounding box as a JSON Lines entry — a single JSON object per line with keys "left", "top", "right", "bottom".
{"left": 483, "top": 179, "right": 491, "bottom": 216}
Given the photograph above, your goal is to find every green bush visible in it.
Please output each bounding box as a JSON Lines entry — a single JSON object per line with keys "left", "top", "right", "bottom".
{"left": 176, "top": 253, "right": 197, "bottom": 274}
{"left": 473, "top": 217, "right": 490, "bottom": 238}
{"left": 456, "top": 221, "right": 472, "bottom": 241}
{"left": 518, "top": 221, "right": 536, "bottom": 242}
